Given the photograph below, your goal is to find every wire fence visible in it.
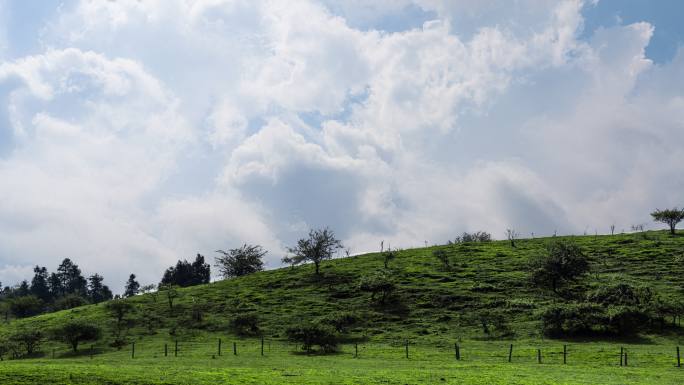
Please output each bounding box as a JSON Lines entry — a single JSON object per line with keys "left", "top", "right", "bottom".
{"left": 28, "top": 339, "right": 683, "bottom": 369}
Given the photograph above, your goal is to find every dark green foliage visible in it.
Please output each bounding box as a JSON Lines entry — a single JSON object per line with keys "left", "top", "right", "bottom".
{"left": 161, "top": 254, "right": 211, "bottom": 287}
{"left": 159, "top": 284, "right": 179, "bottom": 310}
{"left": 286, "top": 321, "right": 338, "bottom": 353}
{"left": 9, "top": 329, "right": 43, "bottom": 356}
{"left": 433, "top": 249, "right": 449, "bottom": 268}
{"left": 476, "top": 310, "right": 511, "bottom": 337}
{"left": 650, "top": 208, "right": 684, "bottom": 235}
{"left": 56, "top": 258, "right": 88, "bottom": 297}
{"left": 51, "top": 320, "right": 102, "bottom": 352}
{"left": 320, "top": 311, "right": 359, "bottom": 332}
{"left": 215, "top": 244, "right": 266, "bottom": 279}
{"left": 124, "top": 274, "right": 140, "bottom": 297}
{"left": 87, "top": 274, "right": 113, "bottom": 304}
{"left": 285, "top": 227, "right": 343, "bottom": 275}
{"left": 9, "top": 295, "right": 43, "bottom": 318}
{"left": 358, "top": 269, "right": 396, "bottom": 304}
{"left": 53, "top": 294, "right": 87, "bottom": 311}
{"left": 105, "top": 300, "right": 135, "bottom": 325}
{"left": 30, "top": 266, "right": 51, "bottom": 302}
{"left": 230, "top": 313, "right": 260, "bottom": 336}
{"left": 529, "top": 240, "right": 589, "bottom": 293}
{"left": 541, "top": 302, "right": 606, "bottom": 336}
{"left": 454, "top": 231, "right": 492, "bottom": 243}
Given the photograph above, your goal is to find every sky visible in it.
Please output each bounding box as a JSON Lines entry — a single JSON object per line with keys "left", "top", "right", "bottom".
{"left": 1, "top": 0, "right": 683, "bottom": 293}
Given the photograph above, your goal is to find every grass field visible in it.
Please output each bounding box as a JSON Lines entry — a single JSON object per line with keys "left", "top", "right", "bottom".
{"left": 1, "top": 231, "right": 683, "bottom": 383}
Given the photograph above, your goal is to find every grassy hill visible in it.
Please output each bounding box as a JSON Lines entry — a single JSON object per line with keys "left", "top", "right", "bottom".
{"left": 0, "top": 231, "right": 683, "bottom": 384}
{"left": 2, "top": 230, "right": 683, "bottom": 345}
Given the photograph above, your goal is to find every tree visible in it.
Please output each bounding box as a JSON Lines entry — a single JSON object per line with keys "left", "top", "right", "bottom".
{"left": 215, "top": 244, "right": 266, "bottom": 279}
{"left": 53, "top": 294, "right": 87, "bottom": 310}
{"left": 382, "top": 248, "right": 398, "bottom": 269}
{"left": 88, "top": 274, "right": 113, "bottom": 304}
{"left": 651, "top": 208, "right": 684, "bottom": 235}
{"left": 529, "top": 240, "right": 589, "bottom": 293}
{"left": 158, "top": 284, "right": 179, "bottom": 310}
{"left": 30, "top": 266, "right": 51, "bottom": 302}
{"left": 48, "top": 272, "right": 63, "bottom": 299}
{"left": 286, "top": 322, "right": 338, "bottom": 353}
{"left": 9, "top": 295, "right": 44, "bottom": 318}
{"left": 56, "top": 258, "right": 87, "bottom": 296}
{"left": 124, "top": 274, "right": 140, "bottom": 297}
{"left": 160, "top": 255, "right": 210, "bottom": 287}
{"left": 15, "top": 280, "right": 30, "bottom": 297}
{"left": 506, "top": 229, "right": 518, "bottom": 248}
{"left": 358, "top": 269, "right": 396, "bottom": 304}
{"left": 10, "top": 329, "right": 43, "bottom": 356}
{"left": 285, "top": 228, "right": 343, "bottom": 275}
{"left": 105, "top": 300, "right": 135, "bottom": 325}
{"left": 433, "top": 249, "right": 449, "bottom": 268}
{"left": 51, "top": 320, "right": 101, "bottom": 352}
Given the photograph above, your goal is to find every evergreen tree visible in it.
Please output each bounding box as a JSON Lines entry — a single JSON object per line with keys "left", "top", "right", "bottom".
{"left": 30, "top": 266, "right": 51, "bottom": 302}
{"left": 124, "top": 274, "right": 140, "bottom": 297}
{"left": 16, "top": 280, "right": 30, "bottom": 297}
{"left": 56, "top": 258, "right": 87, "bottom": 296}
{"left": 191, "top": 254, "right": 211, "bottom": 285}
{"left": 160, "top": 254, "right": 211, "bottom": 287}
{"left": 87, "top": 274, "right": 113, "bottom": 303}
{"left": 48, "top": 272, "right": 63, "bottom": 298}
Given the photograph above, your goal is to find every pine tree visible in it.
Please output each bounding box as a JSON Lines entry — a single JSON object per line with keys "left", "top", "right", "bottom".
{"left": 56, "top": 258, "right": 87, "bottom": 296}
{"left": 88, "top": 274, "right": 113, "bottom": 303}
{"left": 124, "top": 274, "right": 140, "bottom": 297}
{"left": 30, "top": 266, "right": 51, "bottom": 302}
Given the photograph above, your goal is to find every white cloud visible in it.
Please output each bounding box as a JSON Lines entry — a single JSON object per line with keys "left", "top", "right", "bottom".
{"left": 1, "top": 0, "right": 683, "bottom": 291}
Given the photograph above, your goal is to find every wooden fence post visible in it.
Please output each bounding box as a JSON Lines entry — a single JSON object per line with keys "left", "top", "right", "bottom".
{"left": 456, "top": 343, "right": 460, "bottom": 360}
{"left": 677, "top": 346, "right": 681, "bottom": 368}
{"left": 563, "top": 345, "right": 567, "bottom": 364}
{"left": 355, "top": 343, "right": 358, "bottom": 358}
{"left": 261, "top": 337, "right": 264, "bottom": 356}
{"left": 405, "top": 339, "right": 409, "bottom": 359}
{"left": 508, "top": 344, "right": 513, "bottom": 363}
{"left": 218, "top": 338, "right": 222, "bottom": 356}
{"left": 175, "top": 340, "right": 178, "bottom": 357}
{"left": 131, "top": 342, "right": 135, "bottom": 359}
{"left": 164, "top": 343, "right": 168, "bottom": 357}
{"left": 90, "top": 344, "right": 94, "bottom": 359}
{"left": 233, "top": 342, "right": 237, "bottom": 356}
{"left": 620, "top": 347, "right": 624, "bottom": 367}
{"left": 537, "top": 348, "right": 541, "bottom": 364}
{"left": 624, "top": 351, "right": 628, "bottom": 366}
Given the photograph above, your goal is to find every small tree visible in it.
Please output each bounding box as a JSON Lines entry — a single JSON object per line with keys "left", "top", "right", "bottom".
{"left": 9, "top": 295, "right": 43, "bottom": 318}
{"left": 286, "top": 322, "right": 338, "bottom": 353}
{"left": 529, "top": 240, "right": 589, "bottom": 293}
{"left": 286, "top": 228, "right": 343, "bottom": 275}
{"left": 9, "top": 329, "right": 43, "bottom": 356}
{"left": 124, "top": 274, "right": 140, "bottom": 297}
{"left": 215, "top": 244, "right": 266, "bottom": 279}
{"left": 382, "top": 248, "right": 398, "bottom": 269}
{"left": 51, "top": 320, "right": 101, "bottom": 352}
{"left": 433, "top": 249, "right": 449, "bottom": 268}
{"left": 358, "top": 269, "right": 396, "bottom": 304}
{"left": 651, "top": 208, "right": 684, "bottom": 235}
{"left": 505, "top": 229, "right": 518, "bottom": 248}
{"left": 159, "top": 284, "right": 179, "bottom": 310}
{"left": 105, "top": 299, "right": 135, "bottom": 325}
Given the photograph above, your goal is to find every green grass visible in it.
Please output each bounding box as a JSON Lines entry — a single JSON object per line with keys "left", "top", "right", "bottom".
{"left": 1, "top": 230, "right": 683, "bottom": 383}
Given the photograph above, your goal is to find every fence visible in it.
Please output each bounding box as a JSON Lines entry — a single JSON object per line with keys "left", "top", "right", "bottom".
{"left": 18, "top": 339, "right": 682, "bottom": 369}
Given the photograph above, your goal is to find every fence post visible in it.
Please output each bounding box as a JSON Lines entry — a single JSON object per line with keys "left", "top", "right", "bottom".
{"left": 620, "top": 347, "right": 623, "bottom": 367}
{"left": 131, "top": 342, "right": 135, "bottom": 359}
{"left": 563, "top": 345, "right": 567, "bottom": 364}
{"left": 175, "top": 340, "right": 178, "bottom": 357}
{"left": 537, "top": 348, "right": 541, "bottom": 364}
{"left": 624, "top": 351, "right": 628, "bottom": 366}
{"left": 508, "top": 344, "right": 513, "bottom": 362}
{"left": 456, "top": 343, "right": 460, "bottom": 360}
{"left": 164, "top": 343, "right": 168, "bottom": 357}
{"left": 405, "top": 339, "right": 409, "bottom": 359}
{"left": 355, "top": 343, "right": 358, "bottom": 358}
{"left": 677, "top": 346, "right": 681, "bottom": 368}
{"left": 261, "top": 337, "right": 264, "bottom": 356}
{"left": 90, "top": 344, "right": 94, "bottom": 359}
{"left": 233, "top": 342, "right": 237, "bottom": 356}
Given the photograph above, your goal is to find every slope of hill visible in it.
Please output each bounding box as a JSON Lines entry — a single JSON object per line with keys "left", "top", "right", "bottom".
{"left": 1, "top": 230, "right": 682, "bottom": 350}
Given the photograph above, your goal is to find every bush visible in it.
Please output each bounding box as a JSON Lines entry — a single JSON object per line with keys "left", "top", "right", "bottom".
{"left": 454, "top": 231, "right": 491, "bottom": 243}
{"left": 529, "top": 240, "right": 589, "bottom": 293}
{"left": 286, "top": 322, "right": 338, "bottom": 353}
{"left": 358, "top": 270, "right": 396, "bottom": 304}
{"left": 9, "top": 296, "right": 44, "bottom": 318}
{"left": 9, "top": 329, "right": 43, "bottom": 356}
{"left": 51, "top": 320, "right": 102, "bottom": 352}
{"left": 230, "top": 313, "right": 260, "bottom": 336}
{"left": 541, "top": 302, "right": 606, "bottom": 337}
{"left": 54, "top": 294, "right": 88, "bottom": 311}
{"left": 319, "top": 311, "right": 359, "bottom": 333}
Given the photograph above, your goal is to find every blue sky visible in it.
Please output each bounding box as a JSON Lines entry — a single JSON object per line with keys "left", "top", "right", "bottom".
{"left": 1, "top": 0, "right": 683, "bottom": 293}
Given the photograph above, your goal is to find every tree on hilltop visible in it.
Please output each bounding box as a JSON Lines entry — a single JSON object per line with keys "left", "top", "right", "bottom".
{"left": 651, "top": 208, "right": 684, "bottom": 235}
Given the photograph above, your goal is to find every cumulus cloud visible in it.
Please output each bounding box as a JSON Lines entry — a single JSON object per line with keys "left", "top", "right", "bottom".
{"left": 0, "top": 0, "right": 682, "bottom": 291}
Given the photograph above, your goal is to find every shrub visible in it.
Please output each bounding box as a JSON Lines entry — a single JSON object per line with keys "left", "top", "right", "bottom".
{"left": 9, "top": 329, "right": 43, "bottom": 356}
{"left": 529, "top": 240, "right": 589, "bottom": 293}
{"left": 541, "top": 303, "right": 605, "bottom": 337}
{"left": 53, "top": 294, "right": 87, "bottom": 310}
{"left": 51, "top": 320, "right": 102, "bottom": 352}
{"left": 454, "top": 231, "right": 492, "bottom": 243}
{"left": 9, "top": 296, "right": 44, "bottom": 318}
{"left": 230, "top": 313, "right": 260, "bottom": 336}
{"left": 319, "top": 311, "right": 359, "bottom": 333}
{"left": 286, "top": 322, "right": 338, "bottom": 353}
{"left": 358, "top": 269, "right": 396, "bottom": 304}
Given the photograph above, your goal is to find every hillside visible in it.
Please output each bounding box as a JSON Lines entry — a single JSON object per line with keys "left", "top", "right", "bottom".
{"left": 1, "top": 230, "right": 683, "bottom": 351}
